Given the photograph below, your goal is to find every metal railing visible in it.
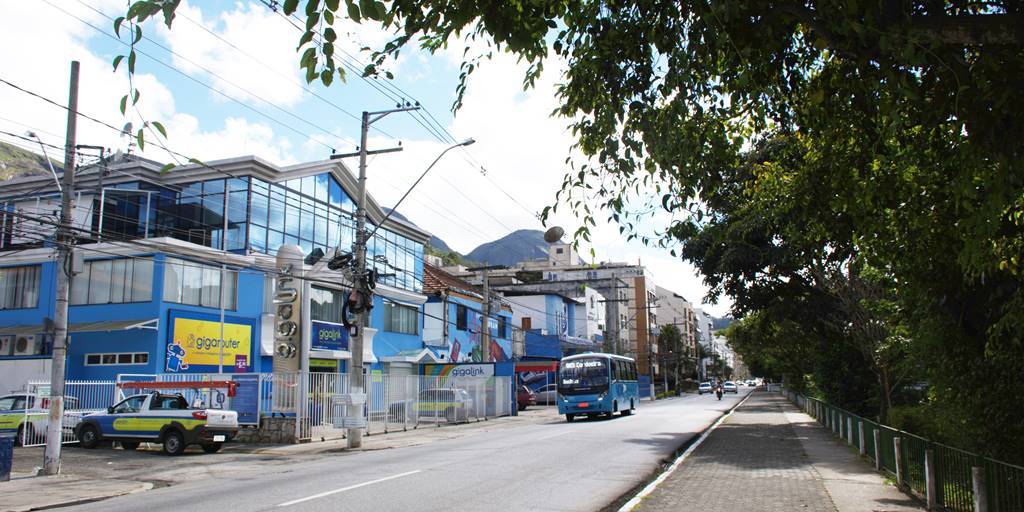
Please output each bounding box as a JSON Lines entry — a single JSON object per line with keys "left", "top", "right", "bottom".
{"left": 779, "top": 387, "right": 1024, "bottom": 512}
{"left": 16, "top": 380, "right": 118, "bottom": 447}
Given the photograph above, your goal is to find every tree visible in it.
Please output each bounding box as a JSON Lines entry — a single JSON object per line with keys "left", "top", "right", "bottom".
{"left": 657, "top": 324, "right": 683, "bottom": 391}
{"left": 120, "top": 0, "right": 1024, "bottom": 461}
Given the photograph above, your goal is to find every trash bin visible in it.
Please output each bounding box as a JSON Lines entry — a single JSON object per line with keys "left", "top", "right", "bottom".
{"left": 0, "top": 431, "right": 15, "bottom": 482}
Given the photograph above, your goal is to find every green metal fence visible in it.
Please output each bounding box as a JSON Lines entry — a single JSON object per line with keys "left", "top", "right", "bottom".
{"left": 784, "top": 391, "right": 1024, "bottom": 512}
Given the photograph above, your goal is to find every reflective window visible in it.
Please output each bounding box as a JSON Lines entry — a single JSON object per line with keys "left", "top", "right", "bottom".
{"left": 162, "top": 257, "right": 237, "bottom": 309}
{"left": 0, "top": 265, "right": 41, "bottom": 309}
{"left": 383, "top": 300, "right": 419, "bottom": 335}
{"left": 71, "top": 257, "right": 153, "bottom": 305}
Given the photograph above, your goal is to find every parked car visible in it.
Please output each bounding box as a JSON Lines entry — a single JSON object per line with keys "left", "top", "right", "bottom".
{"left": 698, "top": 382, "right": 713, "bottom": 395}
{"left": 723, "top": 381, "right": 738, "bottom": 394}
{"left": 534, "top": 383, "right": 558, "bottom": 405}
{"left": 75, "top": 392, "right": 238, "bottom": 455}
{"left": 517, "top": 385, "right": 536, "bottom": 411}
{"left": 415, "top": 388, "right": 472, "bottom": 423}
{"left": 0, "top": 393, "right": 80, "bottom": 445}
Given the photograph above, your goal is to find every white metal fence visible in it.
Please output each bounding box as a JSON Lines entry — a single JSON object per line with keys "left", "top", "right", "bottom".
{"left": 15, "top": 380, "right": 118, "bottom": 447}
{"left": 299, "top": 372, "right": 514, "bottom": 442}
{"left": 10, "top": 371, "right": 514, "bottom": 446}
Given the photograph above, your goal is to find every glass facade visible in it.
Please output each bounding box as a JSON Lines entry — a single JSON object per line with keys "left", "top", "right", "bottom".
{"left": 42, "top": 170, "right": 424, "bottom": 294}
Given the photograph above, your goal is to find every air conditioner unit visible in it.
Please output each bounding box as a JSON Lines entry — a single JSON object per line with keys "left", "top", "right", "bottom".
{"left": 13, "top": 334, "right": 40, "bottom": 356}
{"left": 0, "top": 335, "right": 12, "bottom": 356}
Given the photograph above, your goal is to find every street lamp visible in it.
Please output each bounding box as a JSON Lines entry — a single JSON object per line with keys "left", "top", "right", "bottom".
{"left": 366, "top": 138, "right": 475, "bottom": 242}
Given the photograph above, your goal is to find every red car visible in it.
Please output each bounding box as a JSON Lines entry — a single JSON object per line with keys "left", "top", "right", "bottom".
{"left": 517, "top": 385, "right": 536, "bottom": 411}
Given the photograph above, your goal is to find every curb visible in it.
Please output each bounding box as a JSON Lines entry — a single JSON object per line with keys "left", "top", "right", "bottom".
{"left": 616, "top": 391, "right": 756, "bottom": 512}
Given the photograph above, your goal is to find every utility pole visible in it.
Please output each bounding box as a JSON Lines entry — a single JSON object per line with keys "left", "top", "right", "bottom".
{"left": 43, "top": 60, "right": 79, "bottom": 476}
{"left": 467, "top": 265, "right": 505, "bottom": 363}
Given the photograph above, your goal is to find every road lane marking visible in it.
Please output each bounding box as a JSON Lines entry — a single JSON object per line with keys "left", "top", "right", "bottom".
{"left": 617, "top": 391, "right": 755, "bottom": 512}
{"left": 276, "top": 470, "right": 422, "bottom": 507}
{"left": 537, "top": 430, "right": 572, "bottom": 441}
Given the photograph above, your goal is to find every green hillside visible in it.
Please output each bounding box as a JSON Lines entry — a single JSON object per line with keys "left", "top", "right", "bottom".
{"left": 0, "top": 140, "right": 60, "bottom": 182}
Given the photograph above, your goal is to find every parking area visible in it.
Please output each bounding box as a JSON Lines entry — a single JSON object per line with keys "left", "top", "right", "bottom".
{"left": 9, "top": 405, "right": 563, "bottom": 485}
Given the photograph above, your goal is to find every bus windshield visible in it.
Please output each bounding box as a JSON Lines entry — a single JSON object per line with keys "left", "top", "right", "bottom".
{"left": 559, "top": 357, "right": 609, "bottom": 394}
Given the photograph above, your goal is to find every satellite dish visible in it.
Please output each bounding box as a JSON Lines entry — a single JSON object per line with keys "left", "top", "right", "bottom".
{"left": 543, "top": 226, "right": 565, "bottom": 243}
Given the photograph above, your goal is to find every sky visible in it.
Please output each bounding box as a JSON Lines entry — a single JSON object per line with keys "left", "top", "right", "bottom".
{"left": 0, "top": 0, "right": 730, "bottom": 317}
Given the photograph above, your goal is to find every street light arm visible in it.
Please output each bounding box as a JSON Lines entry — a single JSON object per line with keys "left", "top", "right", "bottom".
{"left": 366, "top": 138, "right": 475, "bottom": 242}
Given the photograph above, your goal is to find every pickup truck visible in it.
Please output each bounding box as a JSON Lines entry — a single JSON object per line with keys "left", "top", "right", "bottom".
{"left": 75, "top": 392, "right": 238, "bottom": 455}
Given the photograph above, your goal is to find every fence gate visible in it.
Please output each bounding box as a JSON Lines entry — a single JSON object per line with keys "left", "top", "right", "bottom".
{"left": 17, "top": 380, "right": 117, "bottom": 447}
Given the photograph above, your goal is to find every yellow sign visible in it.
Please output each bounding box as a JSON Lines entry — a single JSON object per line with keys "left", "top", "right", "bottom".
{"left": 310, "top": 358, "right": 338, "bottom": 370}
{"left": 171, "top": 317, "right": 252, "bottom": 368}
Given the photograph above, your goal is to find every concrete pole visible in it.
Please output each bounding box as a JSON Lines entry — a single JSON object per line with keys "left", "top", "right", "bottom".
{"left": 925, "top": 449, "right": 937, "bottom": 510}
{"left": 894, "top": 437, "right": 904, "bottom": 487}
{"left": 847, "top": 417, "right": 853, "bottom": 445}
{"left": 858, "top": 421, "right": 866, "bottom": 456}
{"left": 348, "top": 110, "right": 370, "bottom": 449}
{"left": 481, "top": 268, "right": 490, "bottom": 362}
{"left": 972, "top": 466, "right": 987, "bottom": 512}
{"left": 43, "top": 60, "right": 79, "bottom": 476}
{"left": 874, "top": 430, "right": 882, "bottom": 471}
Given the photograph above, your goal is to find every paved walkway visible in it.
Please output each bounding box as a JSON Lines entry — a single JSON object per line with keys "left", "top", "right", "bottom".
{"left": 631, "top": 391, "right": 923, "bottom": 512}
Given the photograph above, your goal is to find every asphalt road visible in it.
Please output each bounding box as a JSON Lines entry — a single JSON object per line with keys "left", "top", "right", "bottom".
{"left": 67, "top": 389, "right": 751, "bottom": 512}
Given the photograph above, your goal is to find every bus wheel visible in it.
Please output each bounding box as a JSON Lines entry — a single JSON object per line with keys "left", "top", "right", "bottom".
{"left": 565, "top": 414, "right": 575, "bottom": 423}
{"left": 621, "top": 403, "right": 632, "bottom": 416}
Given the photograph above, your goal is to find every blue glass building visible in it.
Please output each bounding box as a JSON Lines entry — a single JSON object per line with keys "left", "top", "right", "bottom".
{"left": 0, "top": 154, "right": 431, "bottom": 393}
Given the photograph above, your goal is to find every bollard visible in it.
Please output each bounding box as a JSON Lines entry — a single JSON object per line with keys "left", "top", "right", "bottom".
{"left": 847, "top": 417, "right": 854, "bottom": 445}
{"left": 925, "top": 449, "right": 937, "bottom": 510}
{"left": 874, "top": 430, "right": 882, "bottom": 471}
{"left": 0, "top": 431, "right": 14, "bottom": 482}
{"left": 894, "top": 437, "right": 904, "bottom": 488}
{"left": 858, "top": 421, "right": 866, "bottom": 455}
{"left": 972, "top": 466, "right": 988, "bottom": 512}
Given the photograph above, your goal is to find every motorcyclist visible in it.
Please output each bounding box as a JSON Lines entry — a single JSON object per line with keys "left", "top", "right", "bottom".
{"left": 715, "top": 381, "right": 723, "bottom": 400}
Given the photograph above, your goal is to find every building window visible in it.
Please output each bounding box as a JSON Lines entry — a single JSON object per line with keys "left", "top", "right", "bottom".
{"left": 70, "top": 257, "right": 153, "bottom": 305}
{"left": 310, "top": 286, "right": 345, "bottom": 323}
{"left": 555, "top": 248, "right": 563, "bottom": 254}
{"left": 85, "top": 352, "right": 148, "bottom": 366}
{"left": 0, "top": 265, "right": 40, "bottom": 310}
{"left": 456, "top": 304, "right": 468, "bottom": 331}
{"left": 162, "top": 257, "right": 237, "bottom": 309}
{"left": 383, "top": 301, "right": 419, "bottom": 335}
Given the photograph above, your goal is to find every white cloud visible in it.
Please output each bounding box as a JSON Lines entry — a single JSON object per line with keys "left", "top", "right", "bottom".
{"left": 155, "top": 0, "right": 306, "bottom": 107}
{"left": 0, "top": 1, "right": 296, "bottom": 167}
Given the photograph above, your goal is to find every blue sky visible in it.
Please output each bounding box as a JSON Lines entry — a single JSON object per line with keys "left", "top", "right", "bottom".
{"left": 0, "top": 0, "right": 730, "bottom": 316}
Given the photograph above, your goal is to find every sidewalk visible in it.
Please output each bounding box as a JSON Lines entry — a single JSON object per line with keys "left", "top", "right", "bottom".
{"left": 2, "top": 474, "right": 151, "bottom": 512}
{"left": 630, "top": 391, "right": 923, "bottom": 512}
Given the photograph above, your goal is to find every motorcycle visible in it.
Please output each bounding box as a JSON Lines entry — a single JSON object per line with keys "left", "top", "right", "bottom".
{"left": 715, "top": 387, "right": 723, "bottom": 400}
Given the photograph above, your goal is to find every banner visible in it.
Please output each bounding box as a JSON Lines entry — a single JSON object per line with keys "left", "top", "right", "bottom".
{"left": 167, "top": 316, "right": 252, "bottom": 372}
{"left": 311, "top": 320, "right": 348, "bottom": 351}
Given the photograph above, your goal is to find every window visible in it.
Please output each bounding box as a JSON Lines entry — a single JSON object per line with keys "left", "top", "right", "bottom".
{"left": 112, "top": 396, "right": 146, "bottom": 414}
{"left": 0, "top": 265, "right": 40, "bottom": 309}
{"left": 556, "top": 248, "right": 564, "bottom": 254}
{"left": 498, "top": 316, "right": 507, "bottom": 339}
{"left": 162, "top": 257, "right": 237, "bottom": 309}
{"left": 384, "top": 301, "right": 419, "bottom": 335}
{"left": 310, "top": 286, "right": 345, "bottom": 323}
{"left": 456, "top": 304, "right": 468, "bottom": 331}
{"left": 150, "top": 395, "right": 188, "bottom": 410}
{"left": 85, "top": 352, "right": 148, "bottom": 366}
{"left": 71, "top": 258, "right": 154, "bottom": 305}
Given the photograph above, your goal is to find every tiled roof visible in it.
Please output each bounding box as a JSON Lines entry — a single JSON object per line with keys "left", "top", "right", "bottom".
{"left": 423, "top": 263, "right": 483, "bottom": 299}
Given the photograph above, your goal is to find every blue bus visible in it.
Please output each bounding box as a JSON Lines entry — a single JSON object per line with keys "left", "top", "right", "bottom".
{"left": 557, "top": 353, "right": 638, "bottom": 422}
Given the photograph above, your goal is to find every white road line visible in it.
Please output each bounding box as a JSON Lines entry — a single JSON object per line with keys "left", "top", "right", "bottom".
{"left": 276, "top": 470, "right": 422, "bottom": 507}
{"left": 618, "top": 392, "right": 755, "bottom": 512}
{"left": 537, "top": 430, "right": 572, "bottom": 441}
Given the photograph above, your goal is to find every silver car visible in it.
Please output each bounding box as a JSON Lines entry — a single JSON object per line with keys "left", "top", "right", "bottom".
{"left": 533, "top": 383, "right": 558, "bottom": 405}
{"left": 698, "top": 382, "right": 713, "bottom": 395}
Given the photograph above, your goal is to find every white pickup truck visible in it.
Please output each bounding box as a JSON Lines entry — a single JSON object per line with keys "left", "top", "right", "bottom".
{"left": 74, "top": 392, "right": 238, "bottom": 455}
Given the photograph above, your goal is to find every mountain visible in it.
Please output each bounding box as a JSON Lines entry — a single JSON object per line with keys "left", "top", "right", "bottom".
{"left": 381, "top": 207, "right": 452, "bottom": 252}
{"left": 465, "top": 229, "right": 549, "bottom": 266}
{"left": 0, "top": 140, "right": 61, "bottom": 182}
{"left": 712, "top": 316, "right": 734, "bottom": 330}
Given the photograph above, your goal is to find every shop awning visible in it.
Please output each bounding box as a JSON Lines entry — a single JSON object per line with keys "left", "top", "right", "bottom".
{"left": 380, "top": 348, "right": 443, "bottom": 364}
{"left": 515, "top": 361, "right": 559, "bottom": 372}
{"left": 0, "top": 318, "right": 158, "bottom": 336}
